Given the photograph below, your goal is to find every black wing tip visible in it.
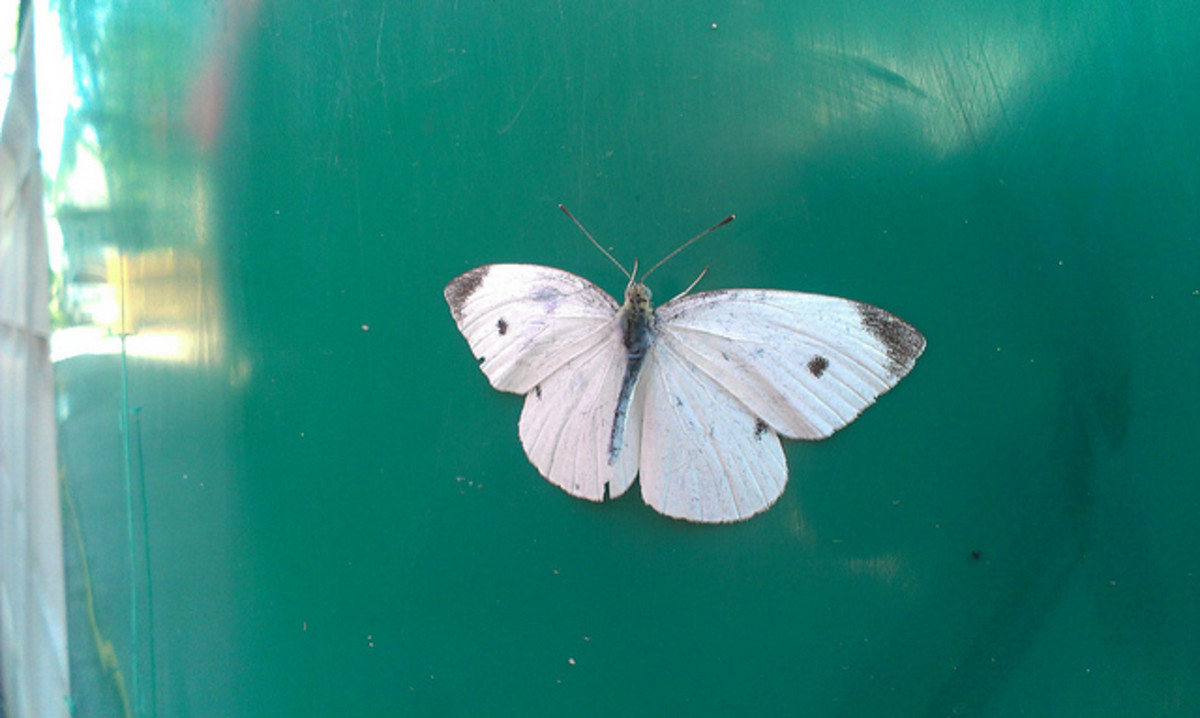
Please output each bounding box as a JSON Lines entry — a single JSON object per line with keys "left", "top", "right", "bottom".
{"left": 445, "top": 265, "right": 491, "bottom": 322}
{"left": 855, "top": 301, "right": 926, "bottom": 377}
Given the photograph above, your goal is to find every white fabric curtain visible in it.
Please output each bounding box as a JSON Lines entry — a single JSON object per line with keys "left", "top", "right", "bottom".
{"left": 0, "top": 9, "right": 72, "bottom": 718}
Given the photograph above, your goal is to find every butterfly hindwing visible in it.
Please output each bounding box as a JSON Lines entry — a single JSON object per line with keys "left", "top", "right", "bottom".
{"left": 639, "top": 338, "right": 788, "bottom": 522}
{"left": 517, "top": 321, "right": 642, "bottom": 502}
{"left": 655, "top": 289, "right": 926, "bottom": 441}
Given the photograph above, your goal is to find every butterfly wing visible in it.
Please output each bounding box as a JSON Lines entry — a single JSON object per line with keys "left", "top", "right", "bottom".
{"left": 444, "top": 264, "right": 640, "bottom": 501}
{"left": 654, "top": 289, "right": 926, "bottom": 441}
{"left": 517, "top": 334, "right": 643, "bottom": 502}
{"left": 638, "top": 339, "right": 788, "bottom": 522}
{"left": 444, "top": 264, "right": 619, "bottom": 394}
{"left": 635, "top": 288, "right": 924, "bottom": 522}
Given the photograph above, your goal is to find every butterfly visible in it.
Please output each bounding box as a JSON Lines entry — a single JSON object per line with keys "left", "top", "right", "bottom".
{"left": 444, "top": 206, "right": 925, "bottom": 523}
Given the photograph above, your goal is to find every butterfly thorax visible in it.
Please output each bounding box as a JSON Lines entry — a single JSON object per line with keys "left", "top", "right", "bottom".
{"left": 619, "top": 283, "right": 654, "bottom": 359}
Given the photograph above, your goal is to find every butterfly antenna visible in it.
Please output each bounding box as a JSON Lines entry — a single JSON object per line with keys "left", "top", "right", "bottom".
{"left": 642, "top": 214, "right": 735, "bottom": 282}
{"left": 669, "top": 266, "right": 710, "bottom": 303}
{"left": 558, "top": 204, "right": 631, "bottom": 281}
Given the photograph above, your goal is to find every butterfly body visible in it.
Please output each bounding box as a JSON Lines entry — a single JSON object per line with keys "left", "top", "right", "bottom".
{"left": 445, "top": 263, "right": 925, "bottom": 523}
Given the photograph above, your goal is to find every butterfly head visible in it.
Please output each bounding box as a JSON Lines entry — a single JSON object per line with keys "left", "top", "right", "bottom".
{"left": 624, "top": 281, "right": 653, "bottom": 312}
{"left": 622, "top": 257, "right": 653, "bottom": 312}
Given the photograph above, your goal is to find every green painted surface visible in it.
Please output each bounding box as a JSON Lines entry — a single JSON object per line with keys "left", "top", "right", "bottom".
{"left": 49, "top": 1, "right": 1199, "bottom": 716}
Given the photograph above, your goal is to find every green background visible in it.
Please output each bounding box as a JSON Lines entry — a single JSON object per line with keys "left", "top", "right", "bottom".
{"left": 50, "top": 0, "right": 1199, "bottom": 716}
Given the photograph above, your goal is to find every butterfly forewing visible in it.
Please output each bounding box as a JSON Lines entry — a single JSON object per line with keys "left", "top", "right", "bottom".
{"left": 655, "top": 289, "right": 926, "bottom": 441}
{"left": 444, "top": 264, "right": 619, "bottom": 394}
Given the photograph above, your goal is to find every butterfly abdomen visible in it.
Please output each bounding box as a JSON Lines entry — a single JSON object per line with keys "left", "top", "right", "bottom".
{"left": 608, "top": 284, "right": 655, "bottom": 465}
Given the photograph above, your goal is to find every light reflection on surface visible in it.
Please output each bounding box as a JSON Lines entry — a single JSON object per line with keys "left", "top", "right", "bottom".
{"left": 39, "top": 1, "right": 239, "bottom": 714}
{"left": 50, "top": 242, "right": 225, "bottom": 365}
{"left": 51, "top": 327, "right": 198, "bottom": 363}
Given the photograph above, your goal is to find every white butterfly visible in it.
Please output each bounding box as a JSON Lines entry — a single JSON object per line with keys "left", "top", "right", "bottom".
{"left": 444, "top": 207, "right": 925, "bottom": 523}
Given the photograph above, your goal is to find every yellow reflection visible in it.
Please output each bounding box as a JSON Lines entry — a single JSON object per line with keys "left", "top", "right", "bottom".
{"left": 52, "top": 244, "right": 224, "bottom": 366}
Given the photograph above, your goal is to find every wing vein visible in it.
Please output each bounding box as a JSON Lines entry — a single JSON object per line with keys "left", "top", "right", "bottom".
{"left": 677, "top": 354, "right": 742, "bottom": 519}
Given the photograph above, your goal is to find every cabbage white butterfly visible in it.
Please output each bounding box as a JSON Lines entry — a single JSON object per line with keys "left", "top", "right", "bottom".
{"left": 444, "top": 206, "right": 925, "bottom": 523}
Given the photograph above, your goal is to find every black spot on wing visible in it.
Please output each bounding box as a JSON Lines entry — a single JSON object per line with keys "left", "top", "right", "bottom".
{"left": 533, "top": 384, "right": 542, "bottom": 399}
{"left": 497, "top": 318, "right": 508, "bottom": 335}
{"left": 477, "top": 355, "right": 486, "bottom": 365}
{"left": 807, "top": 355, "right": 829, "bottom": 378}
{"left": 856, "top": 302, "right": 925, "bottom": 376}
{"left": 444, "top": 266, "right": 490, "bottom": 322}
{"left": 754, "top": 418, "right": 769, "bottom": 440}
